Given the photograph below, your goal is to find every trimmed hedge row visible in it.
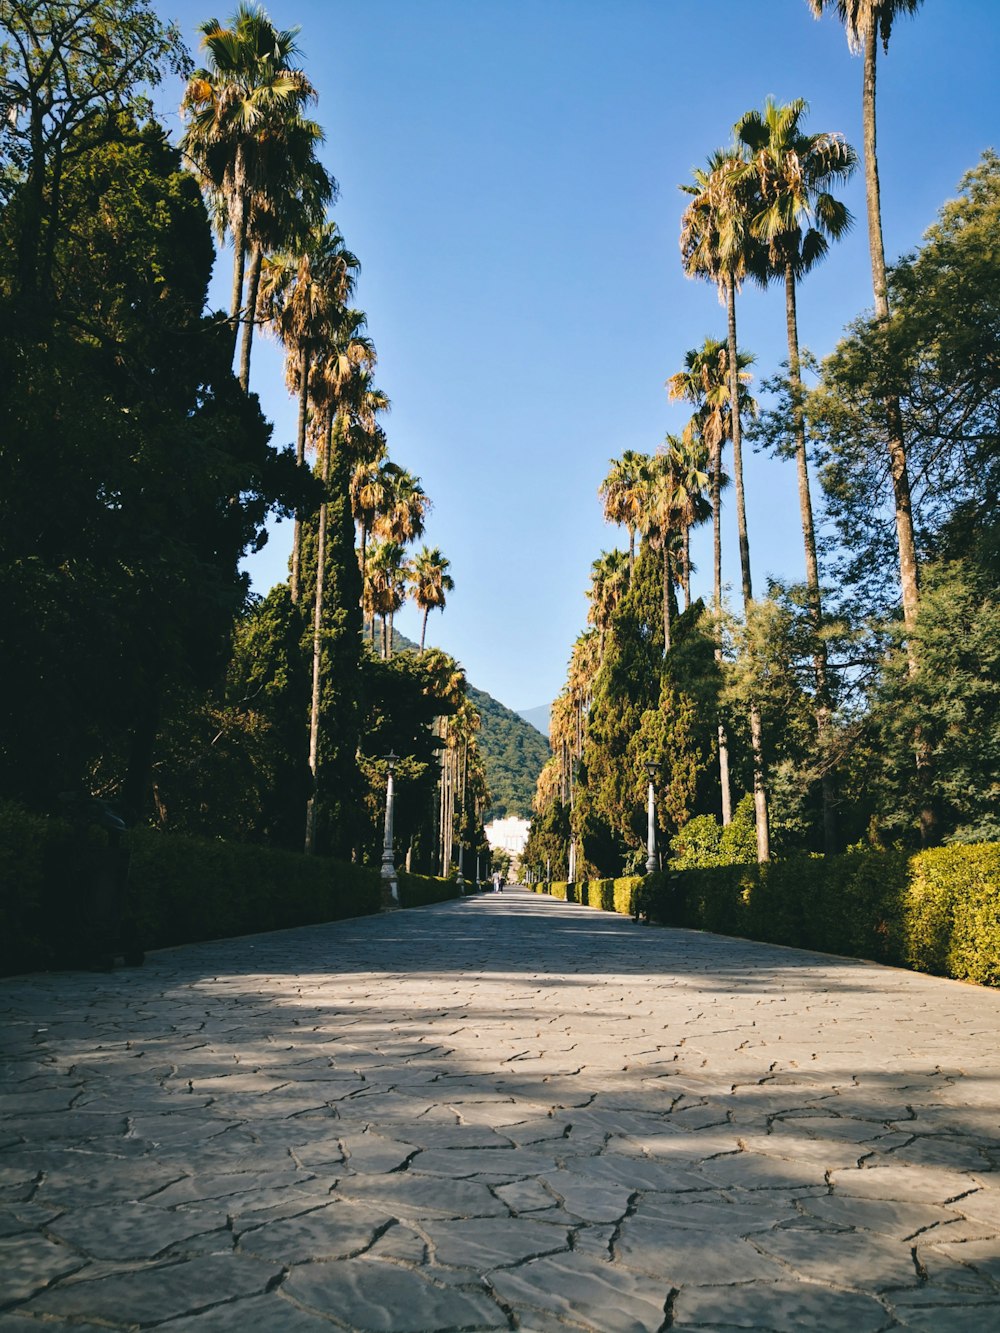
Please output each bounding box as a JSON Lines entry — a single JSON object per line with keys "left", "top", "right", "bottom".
{"left": 533, "top": 844, "right": 1000, "bottom": 987}
{"left": 397, "top": 871, "right": 461, "bottom": 909}
{"left": 534, "top": 876, "right": 643, "bottom": 917}
{"left": 0, "top": 803, "right": 456, "bottom": 975}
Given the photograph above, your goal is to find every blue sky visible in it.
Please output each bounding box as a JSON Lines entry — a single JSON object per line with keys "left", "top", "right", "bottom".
{"left": 157, "top": 0, "right": 999, "bottom": 713}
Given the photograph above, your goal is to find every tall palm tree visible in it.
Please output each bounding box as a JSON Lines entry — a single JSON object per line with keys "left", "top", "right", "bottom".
{"left": 681, "top": 147, "right": 772, "bottom": 861}
{"left": 239, "top": 126, "right": 334, "bottom": 390}
{"left": 180, "top": 3, "right": 323, "bottom": 362}
{"left": 599, "top": 451, "right": 649, "bottom": 581}
{"left": 736, "top": 96, "right": 856, "bottom": 853}
{"left": 587, "top": 549, "right": 630, "bottom": 659}
{"left": 365, "top": 540, "right": 408, "bottom": 658}
{"left": 807, "top": 0, "right": 923, "bottom": 646}
{"left": 667, "top": 338, "right": 752, "bottom": 827}
{"left": 374, "top": 468, "right": 430, "bottom": 549}
{"left": 411, "top": 547, "right": 454, "bottom": 652}
{"left": 669, "top": 433, "right": 711, "bottom": 610}
{"left": 667, "top": 338, "right": 753, "bottom": 619}
{"left": 258, "top": 221, "right": 359, "bottom": 601}
{"left": 302, "top": 311, "right": 378, "bottom": 854}
{"left": 351, "top": 455, "right": 397, "bottom": 620}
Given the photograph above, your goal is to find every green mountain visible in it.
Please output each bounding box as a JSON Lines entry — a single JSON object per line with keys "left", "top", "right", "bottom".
{"left": 389, "top": 628, "right": 549, "bottom": 819}
{"left": 468, "top": 685, "right": 550, "bottom": 820}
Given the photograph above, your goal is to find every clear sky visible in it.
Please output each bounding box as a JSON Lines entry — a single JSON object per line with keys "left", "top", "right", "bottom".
{"left": 156, "top": 0, "right": 999, "bottom": 714}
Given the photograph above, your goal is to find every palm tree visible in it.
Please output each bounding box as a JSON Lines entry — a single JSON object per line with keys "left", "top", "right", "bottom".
{"left": 411, "top": 547, "right": 455, "bottom": 652}
{"left": 807, "top": 0, "right": 923, "bottom": 647}
{"left": 599, "top": 451, "right": 649, "bottom": 581}
{"left": 736, "top": 96, "right": 857, "bottom": 853}
{"left": 810, "top": 1, "right": 933, "bottom": 843}
{"left": 302, "top": 310, "right": 378, "bottom": 854}
{"left": 351, "top": 456, "right": 396, "bottom": 621}
{"left": 667, "top": 338, "right": 753, "bottom": 827}
{"left": 258, "top": 221, "right": 359, "bottom": 601}
{"left": 587, "top": 549, "right": 630, "bottom": 659}
{"left": 239, "top": 124, "right": 334, "bottom": 390}
{"left": 180, "top": 3, "right": 324, "bottom": 362}
{"left": 662, "top": 433, "right": 710, "bottom": 611}
{"left": 365, "top": 540, "right": 408, "bottom": 658}
{"left": 667, "top": 338, "right": 753, "bottom": 618}
{"left": 374, "top": 468, "right": 430, "bottom": 548}
{"left": 681, "top": 147, "right": 771, "bottom": 861}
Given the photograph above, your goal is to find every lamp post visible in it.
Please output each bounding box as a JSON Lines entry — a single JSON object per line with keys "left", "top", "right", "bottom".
{"left": 381, "top": 751, "right": 399, "bottom": 905}
{"left": 645, "top": 761, "right": 658, "bottom": 876}
{"left": 546, "top": 855, "right": 551, "bottom": 894}
{"left": 457, "top": 843, "right": 465, "bottom": 894}
{"left": 475, "top": 853, "right": 480, "bottom": 893}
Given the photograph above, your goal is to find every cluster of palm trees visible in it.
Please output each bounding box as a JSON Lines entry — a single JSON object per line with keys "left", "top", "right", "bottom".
{"left": 545, "top": 0, "right": 925, "bottom": 864}
{"left": 179, "top": 3, "right": 457, "bottom": 852}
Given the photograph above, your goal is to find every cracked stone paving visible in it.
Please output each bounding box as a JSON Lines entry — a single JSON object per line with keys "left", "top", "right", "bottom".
{"left": 1, "top": 889, "right": 999, "bottom": 1330}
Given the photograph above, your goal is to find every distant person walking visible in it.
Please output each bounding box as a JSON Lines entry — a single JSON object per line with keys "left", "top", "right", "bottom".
{"left": 492, "top": 871, "right": 502, "bottom": 893}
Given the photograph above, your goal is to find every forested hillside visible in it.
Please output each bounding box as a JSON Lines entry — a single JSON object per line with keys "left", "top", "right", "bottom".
{"left": 468, "top": 686, "right": 550, "bottom": 819}
{"left": 390, "top": 631, "right": 549, "bottom": 818}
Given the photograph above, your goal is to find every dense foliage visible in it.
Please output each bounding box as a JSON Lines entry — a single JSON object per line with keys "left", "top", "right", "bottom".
{"left": 529, "top": 126, "right": 1000, "bottom": 879}
{"left": 0, "top": 1, "right": 496, "bottom": 904}
{"left": 468, "top": 685, "right": 550, "bottom": 819}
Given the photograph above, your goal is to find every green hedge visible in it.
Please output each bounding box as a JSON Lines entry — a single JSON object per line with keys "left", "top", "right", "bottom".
{"left": 528, "top": 847, "right": 1000, "bottom": 987}
{"left": 397, "top": 871, "right": 460, "bottom": 908}
{"left": 530, "top": 876, "right": 643, "bottom": 917}
{"left": 0, "top": 802, "right": 404, "bottom": 975}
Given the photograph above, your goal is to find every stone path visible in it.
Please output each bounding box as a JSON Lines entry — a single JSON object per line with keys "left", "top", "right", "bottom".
{"left": 2, "top": 889, "right": 1000, "bottom": 1331}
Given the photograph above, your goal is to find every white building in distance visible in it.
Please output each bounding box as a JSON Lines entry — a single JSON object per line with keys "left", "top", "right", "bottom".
{"left": 485, "top": 816, "right": 530, "bottom": 857}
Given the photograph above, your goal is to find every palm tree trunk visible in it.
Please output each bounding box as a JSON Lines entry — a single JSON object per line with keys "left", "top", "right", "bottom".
{"left": 304, "top": 419, "right": 331, "bottom": 854}
{"left": 727, "top": 280, "right": 753, "bottom": 608}
{"left": 785, "top": 264, "right": 837, "bottom": 854}
{"left": 387, "top": 608, "right": 394, "bottom": 659}
{"left": 863, "top": 23, "right": 931, "bottom": 842}
{"left": 628, "top": 527, "right": 635, "bottom": 581}
{"left": 420, "top": 606, "right": 429, "bottom": 653}
{"left": 229, "top": 192, "right": 248, "bottom": 362}
{"left": 711, "top": 431, "right": 732, "bottom": 824}
{"left": 662, "top": 540, "right": 672, "bottom": 656}
{"left": 727, "top": 277, "right": 769, "bottom": 861}
{"left": 238, "top": 246, "right": 263, "bottom": 393}
{"left": 290, "top": 344, "right": 311, "bottom": 603}
{"left": 682, "top": 524, "right": 691, "bottom": 610}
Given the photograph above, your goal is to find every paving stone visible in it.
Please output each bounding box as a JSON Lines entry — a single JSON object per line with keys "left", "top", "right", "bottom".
{"left": 801, "top": 1194, "right": 965, "bottom": 1240}
{"left": 0, "top": 1231, "right": 87, "bottom": 1304}
{"left": 46, "top": 1200, "right": 229, "bottom": 1260}
{"left": 754, "top": 1225, "right": 922, "bottom": 1289}
{"left": 334, "top": 1172, "right": 507, "bottom": 1219}
{"left": 5, "top": 892, "right": 1000, "bottom": 1329}
{"left": 615, "top": 1218, "right": 786, "bottom": 1283}
{"left": 284, "top": 1257, "right": 507, "bottom": 1329}
{"left": 697, "top": 1149, "right": 828, "bottom": 1191}
{"left": 633, "top": 1192, "right": 799, "bottom": 1233}
{"left": 888, "top": 1286, "right": 1000, "bottom": 1328}
{"left": 488, "top": 1251, "right": 670, "bottom": 1331}
{"left": 671, "top": 1279, "right": 892, "bottom": 1330}
{"left": 830, "top": 1164, "right": 985, "bottom": 1204}
{"left": 921, "top": 1236, "right": 1000, "bottom": 1286}
{"left": 156, "top": 1292, "right": 339, "bottom": 1330}
{"left": 421, "top": 1215, "right": 571, "bottom": 1269}
{"left": 495, "top": 1177, "right": 558, "bottom": 1213}
{"left": 236, "top": 1199, "right": 395, "bottom": 1261}
{"left": 23, "top": 1253, "right": 281, "bottom": 1325}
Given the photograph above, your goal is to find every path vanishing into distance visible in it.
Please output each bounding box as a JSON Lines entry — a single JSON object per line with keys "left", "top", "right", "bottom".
{"left": 2, "top": 890, "right": 1000, "bottom": 1332}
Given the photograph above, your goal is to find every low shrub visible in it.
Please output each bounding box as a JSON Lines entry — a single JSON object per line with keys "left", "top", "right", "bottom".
{"left": 532, "top": 845, "right": 999, "bottom": 987}
{"left": 904, "top": 844, "right": 1000, "bottom": 985}
{"left": 397, "top": 871, "right": 460, "bottom": 908}
{"left": 1, "top": 801, "right": 389, "bottom": 975}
